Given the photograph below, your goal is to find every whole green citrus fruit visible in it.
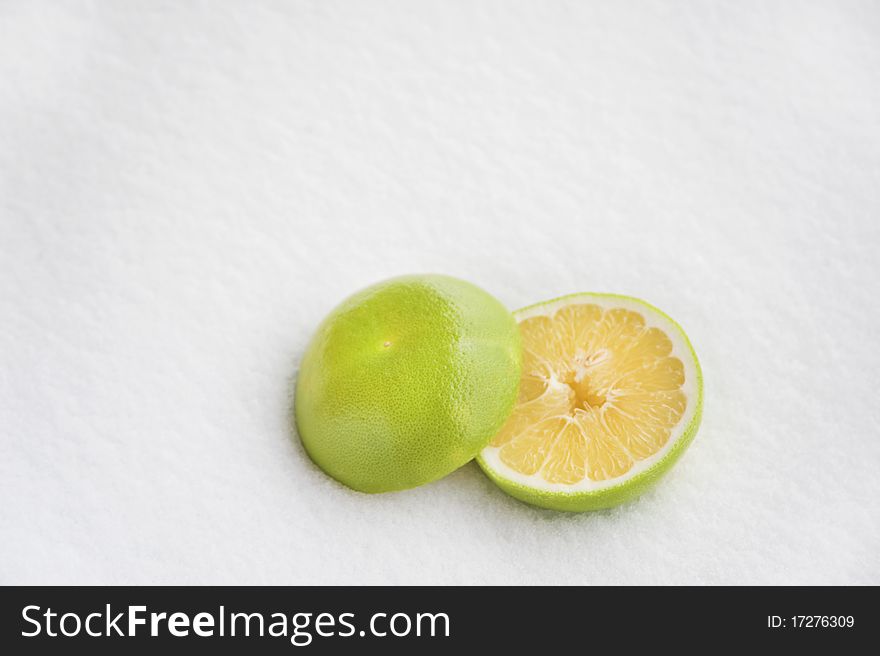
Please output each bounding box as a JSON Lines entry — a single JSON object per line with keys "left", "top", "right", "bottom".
{"left": 295, "top": 274, "right": 522, "bottom": 493}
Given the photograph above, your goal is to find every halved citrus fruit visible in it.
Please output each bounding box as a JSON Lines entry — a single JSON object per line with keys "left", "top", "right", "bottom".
{"left": 296, "top": 274, "right": 522, "bottom": 493}
{"left": 477, "top": 293, "right": 702, "bottom": 511}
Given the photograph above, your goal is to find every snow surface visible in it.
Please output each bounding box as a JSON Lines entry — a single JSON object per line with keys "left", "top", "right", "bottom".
{"left": 1, "top": 1, "right": 878, "bottom": 585}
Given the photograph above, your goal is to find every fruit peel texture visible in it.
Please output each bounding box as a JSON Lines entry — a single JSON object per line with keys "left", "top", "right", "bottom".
{"left": 295, "top": 274, "right": 522, "bottom": 493}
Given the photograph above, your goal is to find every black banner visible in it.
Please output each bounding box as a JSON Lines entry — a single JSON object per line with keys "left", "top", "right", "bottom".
{"left": 0, "top": 586, "right": 870, "bottom": 652}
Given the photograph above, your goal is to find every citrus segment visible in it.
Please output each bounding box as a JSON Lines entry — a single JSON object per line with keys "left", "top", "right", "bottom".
{"left": 478, "top": 293, "right": 702, "bottom": 511}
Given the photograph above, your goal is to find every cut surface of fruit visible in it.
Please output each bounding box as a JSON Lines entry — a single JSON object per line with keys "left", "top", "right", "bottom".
{"left": 477, "top": 293, "right": 702, "bottom": 511}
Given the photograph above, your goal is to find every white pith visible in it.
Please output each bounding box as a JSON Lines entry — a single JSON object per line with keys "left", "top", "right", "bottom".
{"left": 480, "top": 294, "right": 700, "bottom": 494}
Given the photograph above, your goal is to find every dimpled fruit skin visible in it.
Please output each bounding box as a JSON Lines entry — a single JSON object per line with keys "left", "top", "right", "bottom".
{"left": 295, "top": 274, "right": 522, "bottom": 493}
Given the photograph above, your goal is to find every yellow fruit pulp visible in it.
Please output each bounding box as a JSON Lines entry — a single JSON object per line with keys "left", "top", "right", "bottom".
{"left": 491, "top": 303, "right": 688, "bottom": 485}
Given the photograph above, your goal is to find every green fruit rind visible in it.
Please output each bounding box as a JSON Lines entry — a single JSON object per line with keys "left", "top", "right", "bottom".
{"left": 296, "top": 274, "right": 522, "bottom": 494}
{"left": 477, "top": 292, "right": 703, "bottom": 512}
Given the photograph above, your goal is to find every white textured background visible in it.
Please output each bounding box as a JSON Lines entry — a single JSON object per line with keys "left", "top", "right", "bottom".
{"left": 2, "top": 1, "right": 879, "bottom": 585}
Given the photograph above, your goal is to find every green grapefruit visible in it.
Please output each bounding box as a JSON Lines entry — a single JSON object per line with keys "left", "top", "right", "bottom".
{"left": 295, "top": 274, "right": 522, "bottom": 493}
{"left": 477, "top": 293, "right": 703, "bottom": 511}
